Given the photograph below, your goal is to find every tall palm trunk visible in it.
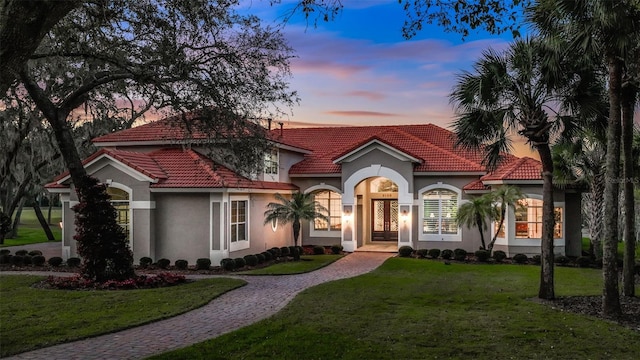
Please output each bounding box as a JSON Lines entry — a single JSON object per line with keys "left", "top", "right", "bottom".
{"left": 603, "top": 56, "right": 622, "bottom": 316}
{"left": 621, "top": 77, "right": 637, "bottom": 297}
{"left": 584, "top": 172, "right": 605, "bottom": 261}
{"left": 476, "top": 215, "right": 487, "bottom": 250}
{"left": 537, "top": 143, "right": 556, "bottom": 300}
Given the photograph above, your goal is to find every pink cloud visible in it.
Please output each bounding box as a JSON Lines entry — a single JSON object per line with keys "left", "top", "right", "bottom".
{"left": 345, "top": 90, "right": 386, "bottom": 101}
{"left": 324, "top": 110, "right": 402, "bottom": 117}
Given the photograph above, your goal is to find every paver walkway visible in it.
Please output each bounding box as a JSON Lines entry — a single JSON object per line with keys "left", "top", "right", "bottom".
{"left": 6, "top": 252, "right": 394, "bottom": 360}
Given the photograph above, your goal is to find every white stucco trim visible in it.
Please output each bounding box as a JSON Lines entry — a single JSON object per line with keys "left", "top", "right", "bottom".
{"left": 333, "top": 140, "right": 422, "bottom": 164}
{"left": 229, "top": 195, "right": 250, "bottom": 252}
{"left": 417, "top": 182, "right": 462, "bottom": 242}
{"left": 342, "top": 165, "right": 413, "bottom": 251}
{"left": 56, "top": 155, "right": 157, "bottom": 185}
{"left": 129, "top": 201, "right": 156, "bottom": 209}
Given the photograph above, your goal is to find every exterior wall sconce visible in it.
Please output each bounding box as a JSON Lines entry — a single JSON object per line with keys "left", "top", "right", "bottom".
{"left": 343, "top": 205, "right": 353, "bottom": 223}
{"left": 400, "top": 206, "right": 410, "bottom": 224}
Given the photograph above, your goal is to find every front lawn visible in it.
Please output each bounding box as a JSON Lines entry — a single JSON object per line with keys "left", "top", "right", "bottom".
{"left": 1, "top": 208, "right": 62, "bottom": 246}
{"left": 151, "top": 259, "right": 640, "bottom": 360}
{"left": 0, "top": 275, "right": 245, "bottom": 357}
{"left": 238, "top": 255, "right": 343, "bottom": 275}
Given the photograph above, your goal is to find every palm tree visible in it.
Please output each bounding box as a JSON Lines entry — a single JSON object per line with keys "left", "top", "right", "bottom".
{"left": 553, "top": 137, "right": 607, "bottom": 262}
{"left": 264, "top": 192, "right": 329, "bottom": 260}
{"left": 450, "top": 37, "right": 601, "bottom": 300}
{"left": 486, "top": 186, "right": 524, "bottom": 253}
{"left": 456, "top": 194, "right": 495, "bottom": 250}
{"left": 530, "top": 0, "right": 640, "bottom": 316}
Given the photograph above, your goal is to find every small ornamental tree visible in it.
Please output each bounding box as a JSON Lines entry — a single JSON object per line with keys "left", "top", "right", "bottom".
{"left": 73, "top": 176, "right": 135, "bottom": 282}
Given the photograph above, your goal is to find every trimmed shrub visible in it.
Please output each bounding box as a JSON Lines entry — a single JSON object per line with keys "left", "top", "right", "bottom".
{"left": 512, "top": 253, "right": 528, "bottom": 264}
{"left": 475, "top": 250, "right": 490, "bottom": 262}
{"left": 67, "top": 257, "right": 81, "bottom": 268}
{"left": 416, "top": 249, "right": 428, "bottom": 258}
{"left": 288, "top": 246, "right": 297, "bottom": 256}
{"left": 441, "top": 249, "right": 454, "bottom": 260}
{"left": 576, "top": 256, "right": 591, "bottom": 268}
{"left": 0, "top": 249, "right": 10, "bottom": 256}
{"left": 22, "top": 255, "right": 33, "bottom": 265}
{"left": 234, "top": 257, "right": 246, "bottom": 269}
{"left": 139, "top": 257, "right": 153, "bottom": 268}
{"left": 0, "top": 254, "right": 12, "bottom": 264}
{"left": 427, "top": 248, "right": 441, "bottom": 259}
{"left": 157, "top": 258, "right": 171, "bottom": 269}
{"left": 244, "top": 254, "right": 259, "bottom": 267}
{"left": 280, "top": 246, "right": 291, "bottom": 257}
{"left": 15, "top": 249, "right": 28, "bottom": 256}
{"left": 531, "top": 254, "right": 542, "bottom": 265}
{"left": 196, "top": 258, "right": 212, "bottom": 270}
{"left": 48, "top": 256, "right": 63, "bottom": 267}
{"left": 11, "top": 255, "right": 24, "bottom": 266}
{"left": 297, "top": 246, "right": 304, "bottom": 257}
{"left": 453, "top": 248, "right": 467, "bottom": 261}
{"left": 398, "top": 245, "right": 414, "bottom": 257}
{"left": 174, "top": 259, "right": 188, "bottom": 270}
{"left": 313, "top": 245, "right": 325, "bottom": 255}
{"left": 221, "top": 258, "right": 235, "bottom": 271}
{"left": 32, "top": 255, "right": 46, "bottom": 266}
{"left": 28, "top": 250, "right": 43, "bottom": 256}
{"left": 492, "top": 250, "right": 507, "bottom": 262}
{"left": 554, "top": 255, "right": 570, "bottom": 266}
{"left": 330, "top": 245, "right": 343, "bottom": 254}
{"left": 262, "top": 251, "right": 273, "bottom": 261}
{"left": 256, "top": 253, "right": 266, "bottom": 263}
{"left": 270, "top": 247, "right": 282, "bottom": 257}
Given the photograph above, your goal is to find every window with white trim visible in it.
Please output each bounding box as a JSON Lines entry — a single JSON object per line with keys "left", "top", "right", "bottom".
{"left": 313, "top": 190, "right": 341, "bottom": 231}
{"left": 231, "top": 200, "right": 248, "bottom": 243}
{"left": 264, "top": 148, "right": 278, "bottom": 175}
{"left": 422, "top": 189, "right": 458, "bottom": 235}
{"left": 515, "top": 198, "right": 563, "bottom": 239}
{"left": 106, "top": 187, "right": 130, "bottom": 240}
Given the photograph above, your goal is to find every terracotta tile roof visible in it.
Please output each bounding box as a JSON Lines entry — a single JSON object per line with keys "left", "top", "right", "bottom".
{"left": 284, "top": 124, "right": 486, "bottom": 174}
{"left": 148, "top": 148, "right": 298, "bottom": 190}
{"left": 93, "top": 114, "right": 311, "bottom": 152}
{"left": 462, "top": 179, "right": 491, "bottom": 191}
{"left": 46, "top": 148, "right": 298, "bottom": 191}
{"left": 481, "top": 157, "right": 542, "bottom": 181}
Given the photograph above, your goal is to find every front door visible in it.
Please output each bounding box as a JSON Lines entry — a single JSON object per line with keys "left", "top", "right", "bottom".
{"left": 371, "top": 199, "right": 398, "bottom": 241}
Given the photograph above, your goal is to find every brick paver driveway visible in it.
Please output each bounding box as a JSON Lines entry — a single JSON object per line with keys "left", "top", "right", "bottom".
{"left": 6, "top": 252, "right": 393, "bottom": 360}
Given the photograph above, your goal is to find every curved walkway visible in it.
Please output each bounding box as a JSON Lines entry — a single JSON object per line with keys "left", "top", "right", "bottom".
{"left": 6, "top": 252, "right": 394, "bottom": 360}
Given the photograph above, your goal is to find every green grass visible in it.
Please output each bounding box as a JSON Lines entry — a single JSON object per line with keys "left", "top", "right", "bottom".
{"left": 1, "top": 208, "right": 62, "bottom": 246}
{"left": 0, "top": 275, "right": 246, "bottom": 357}
{"left": 238, "top": 255, "right": 343, "bottom": 275}
{"left": 582, "top": 237, "right": 640, "bottom": 259}
{"left": 150, "top": 259, "right": 640, "bottom": 360}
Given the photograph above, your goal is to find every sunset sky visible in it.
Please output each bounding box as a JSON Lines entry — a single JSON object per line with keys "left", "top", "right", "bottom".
{"left": 242, "top": 0, "right": 515, "bottom": 128}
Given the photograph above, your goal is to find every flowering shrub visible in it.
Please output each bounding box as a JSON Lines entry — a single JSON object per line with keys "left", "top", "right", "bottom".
{"left": 44, "top": 272, "right": 187, "bottom": 290}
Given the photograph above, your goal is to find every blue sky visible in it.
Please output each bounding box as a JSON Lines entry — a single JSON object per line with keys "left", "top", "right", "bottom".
{"left": 240, "top": 0, "right": 514, "bottom": 129}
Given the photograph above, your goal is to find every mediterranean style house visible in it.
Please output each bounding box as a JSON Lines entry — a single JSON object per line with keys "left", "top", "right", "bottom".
{"left": 46, "top": 115, "right": 582, "bottom": 264}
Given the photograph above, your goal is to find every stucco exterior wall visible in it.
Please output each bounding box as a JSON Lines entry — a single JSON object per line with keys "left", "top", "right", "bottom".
{"left": 154, "top": 193, "right": 209, "bottom": 263}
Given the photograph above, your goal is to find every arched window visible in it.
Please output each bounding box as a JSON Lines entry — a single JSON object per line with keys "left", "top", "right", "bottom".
{"left": 422, "top": 189, "right": 458, "bottom": 236}
{"left": 313, "top": 190, "right": 342, "bottom": 232}
{"left": 106, "top": 187, "right": 130, "bottom": 240}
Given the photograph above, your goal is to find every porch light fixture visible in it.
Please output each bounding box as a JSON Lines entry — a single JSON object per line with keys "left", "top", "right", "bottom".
{"left": 400, "top": 209, "right": 409, "bottom": 223}
{"left": 342, "top": 206, "right": 353, "bottom": 223}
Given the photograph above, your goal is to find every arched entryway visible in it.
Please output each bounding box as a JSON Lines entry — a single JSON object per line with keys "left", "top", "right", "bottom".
{"left": 341, "top": 165, "right": 413, "bottom": 252}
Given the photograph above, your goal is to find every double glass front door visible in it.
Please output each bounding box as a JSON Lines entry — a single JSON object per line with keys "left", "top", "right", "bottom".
{"left": 371, "top": 199, "right": 398, "bottom": 241}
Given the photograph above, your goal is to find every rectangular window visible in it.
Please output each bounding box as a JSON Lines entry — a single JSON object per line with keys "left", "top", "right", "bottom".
{"left": 264, "top": 148, "right": 278, "bottom": 175}
{"left": 422, "top": 189, "right": 458, "bottom": 235}
{"left": 515, "top": 199, "right": 563, "bottom": 239}
{"left": 231, "top": 200, "right": 247, "bottom": 243}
